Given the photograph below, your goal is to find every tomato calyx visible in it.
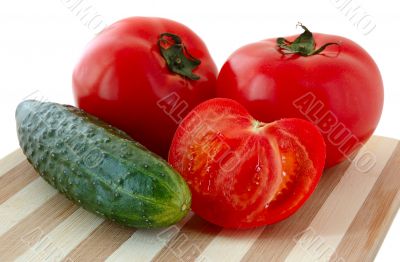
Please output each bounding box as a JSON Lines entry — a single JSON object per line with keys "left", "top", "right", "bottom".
{"left": 158, "top": 32, "right": 201, "bottom": 80}
{"left": 277, "top": 23, "right": 339, "bottom": 56}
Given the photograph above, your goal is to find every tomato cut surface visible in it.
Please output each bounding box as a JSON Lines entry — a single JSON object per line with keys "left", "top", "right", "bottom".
{"left": 168, "top": 98, "right": 326, "bottom": 228}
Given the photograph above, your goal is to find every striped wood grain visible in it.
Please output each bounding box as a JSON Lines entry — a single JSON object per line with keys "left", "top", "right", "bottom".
{"left": 0, "top": 136, "right": 398, "bottom": 262}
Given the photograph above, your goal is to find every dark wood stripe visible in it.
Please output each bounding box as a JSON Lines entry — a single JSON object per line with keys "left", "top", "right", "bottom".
{"left": 0, "top": 160, "right": 38, "bottom": 204}
{"left": 0, "top": 137, "right": 397, "bottom": 261}
{"left": 333, "top": 142, "right": 400, "bottom": 262}
{"left": 152, "top": 215, "right": 221, "bottom": 261}
{"left": 65, "top": 221, "right": 136, "bottom": 261}
{"left": 242, "top": 159, "right": 353, "bottom": 261}
{"left": 0, "top": 193, "right": 78, "bottom": 260}
{"left": 0, "top": 149, "right": 25, "bottom": 176}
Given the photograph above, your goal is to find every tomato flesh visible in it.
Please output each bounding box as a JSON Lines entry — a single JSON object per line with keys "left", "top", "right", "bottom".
{"left": 169, "top": 98, "right": 326, "bottom": 228}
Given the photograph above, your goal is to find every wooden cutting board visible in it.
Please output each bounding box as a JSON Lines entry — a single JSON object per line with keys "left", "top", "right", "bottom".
{"left": 0, "top": 135, "right": 399, "bottom": 262}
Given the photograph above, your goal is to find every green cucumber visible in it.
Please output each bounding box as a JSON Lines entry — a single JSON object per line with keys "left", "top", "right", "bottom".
{"left": 15, "top": 100, "right": 191, "bottom": 228}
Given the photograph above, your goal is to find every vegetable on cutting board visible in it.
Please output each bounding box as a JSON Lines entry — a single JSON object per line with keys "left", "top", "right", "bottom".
{"left": 15, "top": 100, "right": 191, "bottom": 228}
{"left": 217, "top": 24, "right": 383, "bottom": 168}
{"left": 168, "top": 98, "right": 326, "bottom": 229}
{"left": 73, "top": 17, "right": 218, "bottom": 159}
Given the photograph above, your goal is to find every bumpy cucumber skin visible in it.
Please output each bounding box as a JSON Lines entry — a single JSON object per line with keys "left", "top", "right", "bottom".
{"left": 16, "top": 100, "right": 191, "bottom": 228}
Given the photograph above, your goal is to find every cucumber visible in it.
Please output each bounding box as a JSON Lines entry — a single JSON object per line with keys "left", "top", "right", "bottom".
{"left": 15, "top": 100, "right": 191, "bottom": 228}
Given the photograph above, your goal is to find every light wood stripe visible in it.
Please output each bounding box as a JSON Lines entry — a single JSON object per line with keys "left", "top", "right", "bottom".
{"left": 0, "top": 136, "right": 399, "bottom": 261}
{"left": 66, "top": 221, "right": 136, "bottom": 261}
{"left": 241, "top": 159, "right": 352, "bottom": 261}
{"left": 152, "top": 214, "right": 221, "bottom": 261}
{"left": 286, "top": 137, "right": 398, "bottom": 262}
{"left": 0, "top": 149, "right": 25, "bottom": 178}
{"left": 0, "top": 160, "right": 38, "bottom": 204}
{"left": 0, "top": 178, "right": 57, "bottom": 236}
{"left": 199, "top": 227, "right": 265, "bottom": 262}
{"left": 107, "top": 213, "right": 194, "bottom": 262}
{"left": 0, "top": 194, "right": 78, "bottom": 260}
{"left": 152, "top": 148, "right": 350, "bottom": 262}
{"left": 16, "top": 208, "right": 104, "bottom": 261}
{"left": 333, "top": 142, "right": 400, "bottom": 261}
{"left": 201, "top": 157, "right": 349, "bottom": 262}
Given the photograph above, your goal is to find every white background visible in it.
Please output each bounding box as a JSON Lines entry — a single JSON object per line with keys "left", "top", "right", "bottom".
{"left": 1, "top": 0, "right": 399, "bottom": 260}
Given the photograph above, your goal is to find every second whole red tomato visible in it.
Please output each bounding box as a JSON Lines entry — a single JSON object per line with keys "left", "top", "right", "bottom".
{"left": 73, "top": 17, "right": 218, "bottom": 157}
{"left": 217, "top": 24, "right": 383, "bottom": 168}
{"left": 169, "top": 98, "right": 326, "bottom": 228}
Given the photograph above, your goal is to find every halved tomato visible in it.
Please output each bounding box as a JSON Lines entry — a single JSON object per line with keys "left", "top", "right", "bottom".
{"left": 168, "top": 98, "right": 326, "bottom": 228}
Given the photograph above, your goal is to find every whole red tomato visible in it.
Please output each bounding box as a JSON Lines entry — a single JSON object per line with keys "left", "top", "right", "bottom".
{"left": 169, "top": 98, "right": 326, "bottom": 228}
{"left": 217, "top": 24, "right": 383, "bottom": 168}
{"left": 73, "top": 17, "right": 217, "bottom": 157}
